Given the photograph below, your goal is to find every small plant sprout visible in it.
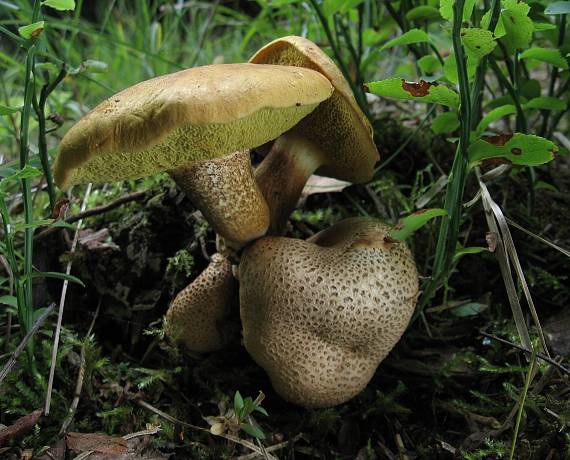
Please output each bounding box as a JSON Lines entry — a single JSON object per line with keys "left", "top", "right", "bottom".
{"left": 208, "top": 391, "right": 268, "bottom": 440}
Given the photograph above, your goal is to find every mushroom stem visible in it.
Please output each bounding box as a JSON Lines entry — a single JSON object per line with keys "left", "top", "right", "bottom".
{"left": 170, "top": 150, "right": 269, "bottom": 244}
{"left": 255, "top": 132, "right": 325, "bottom": 235}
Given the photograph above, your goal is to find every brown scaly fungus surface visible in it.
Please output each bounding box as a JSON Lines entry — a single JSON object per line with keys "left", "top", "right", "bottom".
{"left": 53, "top": 63, "right": 333, "bottom": 243}
{"left": 249, "top": 36, "right": 379, "bottom": 234}
{"left": 165, "top": 253, "right": 236, "bottom": 353}
{"left": 239, "top": 217, "right": 419, "bottom": 408}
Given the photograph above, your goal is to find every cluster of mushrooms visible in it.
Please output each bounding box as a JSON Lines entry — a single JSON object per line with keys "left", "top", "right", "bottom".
{"left": 54, "top": 36, "right": 419, "bottom": 408}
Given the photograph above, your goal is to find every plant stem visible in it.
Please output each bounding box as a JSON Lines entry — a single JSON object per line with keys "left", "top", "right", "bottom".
{"left": 430, "top": 0, "right": 471, "bottom": 280}
{"left": 509, "top": 352, "right": 537, "bottom": 460}
{"left": 19, "top": 0, "right": 42, "bottom": 375}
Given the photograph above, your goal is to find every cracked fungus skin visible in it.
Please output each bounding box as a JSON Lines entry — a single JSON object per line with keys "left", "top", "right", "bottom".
{"left": 170, "top": 151, "right": 269, "bottom": 243}
{"left": 53, "top": 63, "right": 333, "bottom": 188}
{"left": 165, "top": 254, "right": 235, "bottom": 353}
{"left": 250, "top": 36, "right": 379, "bottom": 183}
{"left": 239, "top": 218, "right": 419, "bottom": 408}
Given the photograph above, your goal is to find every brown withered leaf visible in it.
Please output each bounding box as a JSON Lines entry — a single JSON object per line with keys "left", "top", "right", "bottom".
{"left": 66, "top": 432, "right": 128, "bottom": 454}
{"left": 486, "top": 232, "right": 498, "bottom": 252}
{"left": 401, "top": 79, "right": 434, "bottom": 97}
{"left": 482, "top": 133, "right": 513, "bottom": 146}
{"left": 52, "top": 198, "right": 70, "bottom": 219}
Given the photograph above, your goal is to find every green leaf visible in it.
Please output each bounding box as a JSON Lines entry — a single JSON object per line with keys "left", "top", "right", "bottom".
{"left": 461, "top": 28, "right": 496, "bottom": 60}
{"left": 468, "top": 133, "right": 558, "bottom": 167}
{"left": 366, "top": 78, "right": 459, "bottom": 108}
{"left": 0, "top": 295, "right": 18, "bottom": 308}
{"left": 476, "top": 105, "right": 517, "bottom": 136}
{"left": 241, "top": 423, "right": 266, "bottom": 440}
{"left": 234, "top": 391, "right": 244, "bottom": 416}
{"left": 13, "top": 219, "right": 55, "bottom": 232}
{"left": 42, "top": 0, "right": 75, "bottom": 11}
{"left": 18, "top": 21, "right": 45, "bottom": 39}
{"left": 254, "top": 405, "right": 269, "bottom": 417}
{"left": 451, "top": 302, "right": 488, "bottom": 317}
{"left": 323, "top": 0, "right": 363, "bottom": 16}
{"left": 439, "top": 0, "right": 475, "bottom": 21}
{"left": 453, "top": 246, "right": 488, "bottom": 262}
{"left": 519, "top": 47, "right": 569, "bottom": 69}
{"left": 405, "top": 5, "right": 442, "bottom": 22}
{"left": 0, "top": 105, "right": 21, "bottom": 115}
{"left": 380, "top": 29, "right": 429, "bottom": 51}
{"left": 362, "top": 28, "right": 392, "bottom": 47}
{"left": 533, "top": 22, "right": 557, "bottom": 31}
{"left": 0, "top": 165, "right": 42, "bottom": 188}
{"left": 523, "top": 97, "right": 566, "bottom": 111}
{"left": 544, "top": 1, "right": 570, "bottom": 14}
{"left": 500, "top": 1, "right": 533, "bottom": 50}
{"left": 21, "top": 271, "right": 85, "bottom": 287}
{"left": 443, "top": 54, "right": 477, "bottom": 84}
{"left": 418, "top": 55, "right": 441, "bottom": 74}
{"left": 439, "top": 0, "right": 453, "bottom": 21}
{"left": 389, "top": 208, "right": 448, "bottom": 240}
{"left": 431, "top": 111, "right": 459, "bottom": 134}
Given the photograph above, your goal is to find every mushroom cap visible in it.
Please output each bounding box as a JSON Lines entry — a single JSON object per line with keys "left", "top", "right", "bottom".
{"left": 165, "top": 253, "right": 236, "bottom": 353}
{"left": 249, "top": 36, "right": 379, "bottom": 183}
{"left": 239, "top": 217, "right": 419, "bottom": 407}
{"left": 54, "top": 63, "right": 333, "bottom": 188}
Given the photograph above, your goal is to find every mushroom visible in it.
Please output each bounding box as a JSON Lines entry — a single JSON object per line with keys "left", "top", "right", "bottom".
{"left": 239, "top": 217, "right": 419, "bottom": 407}
{"left": 165, "top": 253, "right": 236, "bottom": 352}
{"left": 249, "top": 36, "right": 380, "bottom": 234}
{"left": 53, "top": 63, "right": 334, "bottom": 243}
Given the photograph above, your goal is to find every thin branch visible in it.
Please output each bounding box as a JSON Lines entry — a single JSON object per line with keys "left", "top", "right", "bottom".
{"left": 0, "top": 303, "right": 55, "bottom": 384}
{"left": 34, "top": 190, "right": 147, "bottom": 241}
{"left": 45, "top": 183, "right": 93, "bottom": 415}
{"left": 480, "top": 332, "right": 569, "bottom": 376}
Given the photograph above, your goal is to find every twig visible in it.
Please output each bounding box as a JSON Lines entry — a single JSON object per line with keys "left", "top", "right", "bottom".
{"left": 0, "top": 409, "right": 42, "bottom": 445}
{"left": 238, "top": 434, "right": 303, "bottom": 460}
{"left": 45, "top": 183, "right": 93, "bottom": 415}
{"left": 0, "top": 303, "right": 55, "bottom": 384}
{"left": 35, "top": 190, "right": 148, "bottom": 241}
{"left": 480, "top": 332, "right": 569, "bottom": 375}
{"left": 60, "top": 300, "right": 101, "bottom": 435}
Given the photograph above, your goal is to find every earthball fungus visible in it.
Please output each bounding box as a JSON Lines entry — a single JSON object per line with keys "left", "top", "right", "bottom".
{"left": 239, "top": 217, "right": 419, "bottom": 407}
{"left": 165, "top": 253, "right": 236, "bottom": 353}
{"left": 53, "top": 63, "right": 333, "bottom": 243}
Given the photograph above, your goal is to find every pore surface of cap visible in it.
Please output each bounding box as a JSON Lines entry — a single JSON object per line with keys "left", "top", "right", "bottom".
{"left": 54, "top": 63, "right": 333, "bottom": 188}
{"left": 250, "top": 36, "right": 379, "bottom": 183}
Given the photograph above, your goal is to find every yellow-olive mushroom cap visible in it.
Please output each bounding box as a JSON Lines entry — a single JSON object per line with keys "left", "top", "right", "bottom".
{"left": 53, "top": 63, "right": 333, "bottom": 188}
{"left": 165, "top": 253, "right": 236, "bottom": 353}
{"left": 239, "top": 218, "right": 419, "bottom": 407}
{"left": 250, "top": 36, "right": 379, "bottom": 183}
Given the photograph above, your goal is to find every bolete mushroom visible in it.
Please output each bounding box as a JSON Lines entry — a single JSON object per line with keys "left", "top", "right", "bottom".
{"left": 239, "top": 217, "right": 419, "bottom": 407}
{"left": 249, "top": 36, "right": 380, "bottom": 234}
{"left": 165, "top": 253, "right": 236, "bottom": 352}
{"left": 53, "top": 63, "right": 333, "bottom": 243}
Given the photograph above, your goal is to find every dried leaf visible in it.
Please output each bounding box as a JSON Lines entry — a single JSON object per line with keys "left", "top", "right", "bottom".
{"left": 66, "top": 432, "right": 128, "bottom": 454}
{"left": 301, "top": 175, "right": 352, "bottom": 197}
